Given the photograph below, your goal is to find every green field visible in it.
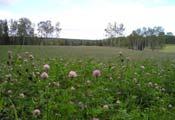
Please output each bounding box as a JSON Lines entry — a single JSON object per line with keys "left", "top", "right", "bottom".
{"left": 0, "top": 45, "right": 175, "bottom": 119}
{"left": 161, "top": 44, "right": 175, "bottom": 53}
{"left": 0, "top": 45, "right": 175, "bottom": 61}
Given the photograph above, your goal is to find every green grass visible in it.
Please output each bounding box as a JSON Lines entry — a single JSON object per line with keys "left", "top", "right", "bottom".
{"left": 161, "top": 44, "right": 175, "bottom": 53}
{"left": 0, "top": 45, "right": 175, "bottom": 119}
{"left": 0, "top": 45, "right": 175, "bottom": 61}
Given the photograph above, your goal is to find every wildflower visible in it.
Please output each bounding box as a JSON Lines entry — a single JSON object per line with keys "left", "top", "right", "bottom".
{"left": 109, "top": 77, "right": 113, "bottom": 80}
{"left": 7, "top": 90, "right": 12, "bottom": 94}
{"left": 36, "top": 72, "right": 40, "bottom": 77}
{"left": 25, "top": 52, "right": 29, "bottom": 56}
{"left": 161, "top": 88, "right": 166, "bottom": 92}
{"left": 103, "top": 105, "right": 109, "bottom": 109}
{"left": 116, "top": 100, "right": 121, "bottom": 104}
{"left": 17, "top": 55, "right": 22, "bottom": 60}
{"left": 140, "top": 65, "right": 145, "bottom": 69}
{"left": 53, "top": 82, "right": 60, "bottom": 87}
{"left": 19, "top": 93, "right": 25, "bottom": 98}
{"left": 40, "top": 72, "right": 48, "bottom": 79}
{"left": 68, "top": 71, "right": 77, "bottom": 78}
{"left": 148, "top": 82, "right": 153, "bottom": 87}
{"left": 43, "top": 64, "right": 50, "bottom": 72}
{"left": 71, "top": 86, "right": 75, "bottom": 90}
{"left": 29, "top": 54, "right": 34, "bottom": 60}
{"left": 156, "top": 96, "right": 160, "bottom": 100}
{"left": 168, "top": 104, "right": 173, "bottom": 108}
{"left": 154, "top": 83, "right": 158, "bottom": 86}
{"left": 137, "top": 83, "right": 141, "bottom": 87}
{"left": 86, "top": 80, "right": 91, "bottom": 84}
{"left": 23, "top": 59, "right": 28, "bottom": 62}
{"left": 5, "top": 74, "right": 12, "bottom": 80}
{"left": 119, "top": 51, "right": 122, "bottom": 56}
{"left": 32, "top": 109, "right": 41, "bottom": 117}
{"left": 92, "top": 69, "right": 101, "bottom": 77}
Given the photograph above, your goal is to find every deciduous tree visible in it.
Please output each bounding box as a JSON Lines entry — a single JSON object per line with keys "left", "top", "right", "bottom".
{"left": 55, "top": 22, "right": 62, "bottom": 38}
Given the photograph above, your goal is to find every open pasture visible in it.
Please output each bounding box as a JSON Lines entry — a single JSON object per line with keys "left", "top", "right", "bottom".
{"left": 0, "top": 45, "right": 175, "bottom": 61}
{"left": 0, "top": 45, "right": 175, "bottom": 119}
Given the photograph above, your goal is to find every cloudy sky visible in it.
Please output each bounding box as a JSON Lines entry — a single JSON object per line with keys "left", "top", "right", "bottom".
{"left": 0, "top": 0, "right": 175, "bottom": 39}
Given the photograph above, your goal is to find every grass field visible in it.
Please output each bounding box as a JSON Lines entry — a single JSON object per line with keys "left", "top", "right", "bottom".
{"left": 0, "top": 45, "right": 175, "bottom": 61}
{"left": 161, "top": 44, "right": 175, "bottom": 53}
{"left": 0, "top": 45, "right": 175, "bottom": 119}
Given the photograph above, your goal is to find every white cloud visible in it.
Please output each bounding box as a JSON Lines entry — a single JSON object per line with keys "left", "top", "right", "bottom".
{"left": 0, "top": 0, "right": 175, "bottom": 39}
{"left": 0, "top": 0, "right": 20, "bottom": 5}
{"left": 56, "top": 3, "right": 175, "bottom": 39}
{"left": 0, "top": 10, "right": 13, "bottom": 18}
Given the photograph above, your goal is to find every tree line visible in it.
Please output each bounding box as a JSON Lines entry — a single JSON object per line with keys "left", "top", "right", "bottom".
{"left": 0, "top": 18, "right": 61, "bottom": 45}
{"left": 104, "top": 22, "right": 175, "bottom": 50}
{"left": 0, "top": 18, "right": 174, "bottom": 50}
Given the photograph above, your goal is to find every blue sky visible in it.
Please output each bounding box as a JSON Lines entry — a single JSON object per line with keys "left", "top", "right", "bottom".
{"left": 0, "top": 0, "right": 175, "bottom": 39}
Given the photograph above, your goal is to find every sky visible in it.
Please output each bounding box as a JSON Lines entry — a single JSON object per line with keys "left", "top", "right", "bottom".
{"left": 0, "top": 0, "right": 175, "bottom": 39}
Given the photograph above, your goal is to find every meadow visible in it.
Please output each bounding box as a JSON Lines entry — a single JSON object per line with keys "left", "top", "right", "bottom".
{"left": 0, "top": 45, "right": 175, "bottom": 61}
{"left": 0, "top": 45, "right": 175, "bottom": 120}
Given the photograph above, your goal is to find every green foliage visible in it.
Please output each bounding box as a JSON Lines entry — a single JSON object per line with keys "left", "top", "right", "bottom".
{"left": 17, "top": 18, "right": 34, "bottom": 37}
{"left": 37, "top": 20, "right": 54, "bottom": 38}
{"left": 0, "top": 19, "right": 10, "bottom": 45}
{"left": 0, "top": 49, "right": 175, "bottom": 119}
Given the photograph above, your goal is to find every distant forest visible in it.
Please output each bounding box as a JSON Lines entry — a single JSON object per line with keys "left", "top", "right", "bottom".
{"left": 0, "top": 17, "right": 175, "bottom": 51}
